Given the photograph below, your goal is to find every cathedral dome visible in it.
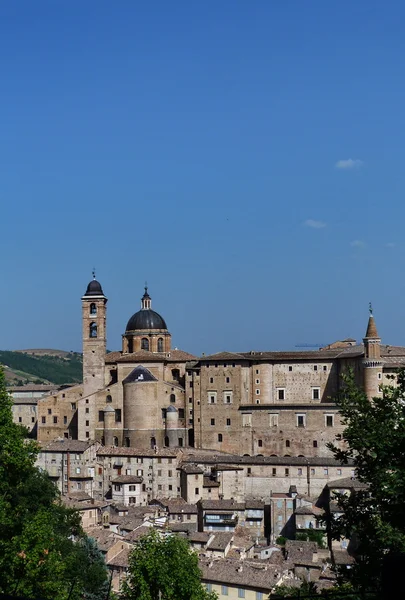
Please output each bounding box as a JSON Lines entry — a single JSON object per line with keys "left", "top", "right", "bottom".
{"left": 125, "top": 286, "right": 167, "bottom": 332}
{"left": 126, "top": 309, "right": 167, "bottom": 332}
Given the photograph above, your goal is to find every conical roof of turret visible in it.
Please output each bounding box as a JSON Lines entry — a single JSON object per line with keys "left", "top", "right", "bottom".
{"left": 364, "top": 304, "right": 380, "bottom": 339}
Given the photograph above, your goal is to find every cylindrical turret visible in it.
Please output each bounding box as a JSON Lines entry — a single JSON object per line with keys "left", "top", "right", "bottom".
{"left": 103, "top": 406, "right": 116, "bottom": 446}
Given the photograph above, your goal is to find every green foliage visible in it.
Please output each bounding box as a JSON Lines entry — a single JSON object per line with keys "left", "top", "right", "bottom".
{"left": 276, "top": 535, "right": 287, "bottom": 545}
{"left": 326, "top": 369, "right": 405, "bottom": 593}
{"left": 0, "top": 349, "right": 82, "bottom": 384}
{"left": 270, "top": 580, "right": 318, "bottom": 597}
{"left": 296, "top": 530, "right": 326, "bottom": 548}
{"left": 121, "top": 529, "right": 218, "bottom": 600}
{"left": 0, "top": 366, "right": 108, "bottom": 599}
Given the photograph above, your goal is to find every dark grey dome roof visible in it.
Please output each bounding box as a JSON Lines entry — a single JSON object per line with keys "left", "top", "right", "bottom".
{"left": 166, "top": 405, "right": 177, "bottom": 413}
{"left": 84, "top": 279, "right": 104, "bottom": 296}
{"left": 126, "top": 309, "right": 167, "bottom": 332}
{"left": 123, "top": 365, "right": 157, "bottom": 384}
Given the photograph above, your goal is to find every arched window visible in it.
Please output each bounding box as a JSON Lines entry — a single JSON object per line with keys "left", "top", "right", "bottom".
{"left": 125, "top": 437, "right": 130, "bottom": 447}
{"left": 178, "top": 437, "right": 183, "bottom": 447}
{"left": 286, "top": 440, "right": 290, "bottom": 448}
{"left": 141, "top": 338, "right": 149, "bottom": 351}
{"left": 113, "top": 437, "right": 118, "bottom": 447}
{"left": 128, "top": 338, "right": 133, "bottom": 353}
{"left": 106, "top": 395, "right": 112, "bottom": 403}
{"left": 157, "top": 338, "right": 164, "bottom": 352}
{"left": 90, "top": 303, "right": 97, "bottom": 315}
{"left": 170, "top": 394, "right": 176, "bottom": 403}
{"left": 89, "top": 322, "right": 97, "bottom": 338}
{"left": 165, "top": 436, "right": 169, "bottom": 447}
{"left": 150, "top": 436, "right": 156, "bottom": 449}
{"left": 218, "top": 433, "right": 223, "bottom": 442}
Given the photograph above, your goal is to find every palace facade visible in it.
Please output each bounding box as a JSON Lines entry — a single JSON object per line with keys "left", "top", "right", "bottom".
{"left": 36, "top": 276, "right": 405, "bottom": 458}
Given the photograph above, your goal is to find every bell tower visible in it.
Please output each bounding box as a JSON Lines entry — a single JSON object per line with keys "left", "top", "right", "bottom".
{"left": 81, "top": 271, "right": 107, "bottom": 398}
{"left": 363, "top": 303, "right": 382, "bottom": 399}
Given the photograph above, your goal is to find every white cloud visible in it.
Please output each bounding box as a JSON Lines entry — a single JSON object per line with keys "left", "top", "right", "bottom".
{"left": 350, "top": 240, "right": 366, "bottom": 248}
{"left": 335, "top": 158, "right": 364, "bottom": 170}
{"left": 304, "top": 219, "right": 326, "bottom": 229}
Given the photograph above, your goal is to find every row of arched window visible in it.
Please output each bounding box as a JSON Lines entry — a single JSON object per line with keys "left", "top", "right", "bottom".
{"left": 108, "top": 436, "right": 184, "bottom": 449}
{"left": 140, "top": 337, "right": 164, "bottom": 352}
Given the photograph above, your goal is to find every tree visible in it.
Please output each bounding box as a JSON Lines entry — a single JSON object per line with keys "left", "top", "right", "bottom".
{"left": 121, "top": 529, "right": 217, "bottom": 600}
{"left": 0, "top": 365, "right": 109, "bottom": 599}
{"left": 326, "top": 369, "right": 405, "bottom": 594}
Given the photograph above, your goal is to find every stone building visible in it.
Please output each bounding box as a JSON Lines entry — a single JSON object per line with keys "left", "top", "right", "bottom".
{"left": 36, "top": 276, "right": 405, "bottom": 463}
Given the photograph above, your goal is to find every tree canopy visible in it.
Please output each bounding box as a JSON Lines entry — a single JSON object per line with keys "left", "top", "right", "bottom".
{"left": 0, "top": 365, "right": 109, "bottom": 599}
{"left": 326, "top": 369, "right": 405, "bottom": 593}
{"left": 121, "top": 529, "right": 217, "bottom": 600}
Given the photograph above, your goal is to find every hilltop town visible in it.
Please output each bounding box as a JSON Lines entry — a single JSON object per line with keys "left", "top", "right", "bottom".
{"left": 8, "top": 275, "right": 401, "bottom": 596}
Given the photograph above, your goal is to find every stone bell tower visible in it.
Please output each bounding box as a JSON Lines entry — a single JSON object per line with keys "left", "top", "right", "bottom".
{"left": 82, "top": 271, "right": 107, "bottom": 397}
{"left": 363, "top": 303, "right": 382, "bottom": 399}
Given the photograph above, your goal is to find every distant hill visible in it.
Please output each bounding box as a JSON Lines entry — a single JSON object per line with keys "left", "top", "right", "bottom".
{"left": 0, "top": 349, "right": 83, "bottom": 386}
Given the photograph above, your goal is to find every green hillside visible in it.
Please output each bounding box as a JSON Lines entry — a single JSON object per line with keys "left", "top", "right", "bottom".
{"left": 0, "top": 350, "right": 83, "bottom": 386}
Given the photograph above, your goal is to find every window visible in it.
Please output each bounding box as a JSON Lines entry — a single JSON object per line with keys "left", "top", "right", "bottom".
{"left": 189, "top": 397, "right": 192, "bottom": 403}
{"left": 286, "top": 439, "right": 290, "bottom": 447}
{"left": 238, "top": 588, "right": 245, "bottom": 598}
{"left": 224, "top": 391, "right": 232, "bottom": 404}
{"left": 129, "top": 485, "right": 136, "bottom": 491}
{"left": 209, "top": 377, "right": 214, "bottom": 383}
{"left": 226, "top": 376, "right": 230, "bottom": 383}
{"left": 222, "top": 585, "right": 229, "bottom": 596}
{"left": 158, "top": 484, "right": 162, "bottom": 491}
{"left": 113, "top": 437, "right": 118, "bottom": 446}
{"left": 313, "top": 440, "right": 318, "bottom": 448}
{"left": 157, "top": 470, "right": 162, "bottom": 477}
{"left": 41, "top": 416, "right": 46, "bottom": 424}
{"left": 285, "top": 468, "right": 289, "bottom": 476}
{"left": 298, "top": 468, "right": 303, "bottom": 476}
{"left": 272, "top": 468, "right": 276, "bottom": 476}
{"left": 53, "top": 416, "right": 58, "bottom": 424}
{"left": 89, "top": 322, "right": 97, "bottom": 338}
{"left": 325, "top": 414, "right": 334, "bottom": 427}
{"left": 98, "top": 411, "right": 104, "bottom": 422}
{"left": 314, "top": 365, "right": 318, "bottom": 371}
{"left": 256, "top": 379, "right": 260, "bottom": 384}
{"left": 168, "top": 470, "right": 173, "bottom": 477}
{"left": 85, "top": 420, "right": 89, "bottom": 427}
{"left": 178, "top": 409, "right": 185, "bottom": 419}
{"left": 211, "top": 418, "right": 215, "bottom": 426}
{"left": 178, "top": 438, "right": 183, "bottom": 447}
{"left": 141, "top": 338, "right": 149, "bottom": 351}
{"left": 195, "top": 487, "right": 199, "bottom": 495}
{"left": 247, "top": 467, "right": 251, "bottom": 474}
{"left": 226, "top": 418, "right": 231, "bottom": 426}
{"left": 323, "top": 365, "right": 327, "bottom": 371}
{"left": 125, "top": 437, "right": 130, "bottom": 447}
{"left": 158, "top": 338, "right": 164, "bottom": 352}
{"left": 168, "top": 485, "right": 172, "bottom": 491}
{"left": 90, "top": 303, "right": 97, "bottom": 315}
{"left": 85, "top": 407, "right": 89, "bottom": 414}
{"left": 172, "top": 369, "right": 180, "bottom": 380}
{"left": 165, "top": 436, "right": 169, "bottom": 447}
{"left": 258, "top": 439, "right": 263, "bottom": 447}
{"left": 312, "top": 387, "right": 320, "bottom": 400}
{"left": 277, "top": 388, "right": 285, "bottom": 400}
{"left": 63, "top": 416, "right": 67, "bottom": 425}
{"left": 150, "top": 436, "right": 156, "bottom": 449}
{"left": 208, "top": 392, "right": 217, "bottom": 404}
{"left": 256, "top": 369, "right": 259, "bottom": 375}
{"left": 242, "top": 413, "right": 252, "bottom": 427}
{"left": 206, "top": 584, "right": 212, "bottom": 592}
{"left": 289, "top": 366, "right": 293, "bottom": 371}
{"left": 161, "top": 408, "right": 167, "bottom": 419}
{"left": 18, "top": 416, "right": 22, "bottom": 423}
{"left": 115, "top": 409, "right": 122, "bottom": 422}
{"left": 269, "top": 413, "right": 278, "bottom": 427}
{"left": 324, "top": 468, "right": 329, "bottom": 476}
{"left": 169, "top": 393, "right": 176, "bottom": 404}
{"left": 311, "top": 468, "right": 315, "bottom": 475}
{"left": 71, "top": 403, "right": 76, "bottom": 410}
{"left": 297, "top": 414, "right": 306, "bottom": 427}
{"left": 218, "top": 433, "right": 223, "bottom": 442}
{"left": 106, "top": 395, "right": 112, "bottom": 403}
{"left": 337, "top": 468, "right": 342, "bottom": 476}
{"left": 32, "top": 417, "right": 35, "bottom": 423}
{"left": 255, "top": 389, "right": 260, "bottom": 395}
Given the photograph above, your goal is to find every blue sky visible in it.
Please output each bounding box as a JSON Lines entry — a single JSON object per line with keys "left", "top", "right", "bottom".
{"left": 1, "top": 1, "right": 405, "bottom": 354}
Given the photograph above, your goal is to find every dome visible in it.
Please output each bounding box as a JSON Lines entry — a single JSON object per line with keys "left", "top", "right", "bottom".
{"left": 126, "top": 309, "right": 167, "bottom": 332}
{"left": 166, "top": 405, "right": 177, "bottom": 413}
{"left": 84, "top": 278, "right": 104, "bottom": 296}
